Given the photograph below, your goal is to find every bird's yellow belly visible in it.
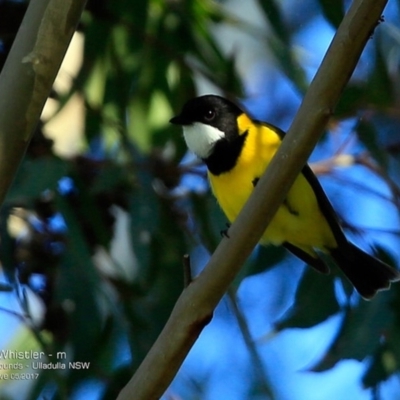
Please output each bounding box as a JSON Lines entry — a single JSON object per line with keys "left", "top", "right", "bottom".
{"left": 208, "top": 169, "right": 337, "bottom": 254}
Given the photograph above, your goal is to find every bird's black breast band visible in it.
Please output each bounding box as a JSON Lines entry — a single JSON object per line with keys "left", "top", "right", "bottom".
{"left": 204, "top": 131, "right": 248, "bottom": 175}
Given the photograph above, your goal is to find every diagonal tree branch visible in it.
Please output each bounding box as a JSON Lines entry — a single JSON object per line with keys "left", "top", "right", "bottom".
{"left": 117, "top": 1, "right": 388, "bottom": 399}
{"left": 0, "top": 0, "right": 87, "bottom": 206}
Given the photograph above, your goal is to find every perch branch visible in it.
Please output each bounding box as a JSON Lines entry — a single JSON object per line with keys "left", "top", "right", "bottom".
{"left": 0, "top": 0, "right": 87, "bottom": 206}
{"left": 117, "top": 1, "right": 389, "bottom": 399}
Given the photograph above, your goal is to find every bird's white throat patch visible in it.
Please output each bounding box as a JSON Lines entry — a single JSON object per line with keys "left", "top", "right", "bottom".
{"left": 182, "top": 122, "right": 225, "bottom": 159}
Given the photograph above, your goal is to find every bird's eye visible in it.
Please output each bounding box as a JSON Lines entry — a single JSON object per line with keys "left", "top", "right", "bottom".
{"left": 204, "top": 108, "right": 216, "bottom": 121}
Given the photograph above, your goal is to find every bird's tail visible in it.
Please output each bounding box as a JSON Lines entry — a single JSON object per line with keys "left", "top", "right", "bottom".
{"left": 330, "top": 242, "right": 400, "bottom": 300}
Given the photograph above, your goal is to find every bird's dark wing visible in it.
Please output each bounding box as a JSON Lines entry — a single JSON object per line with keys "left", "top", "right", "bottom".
{"left": 301, "top": 164, "right": 347, "bottom": 247}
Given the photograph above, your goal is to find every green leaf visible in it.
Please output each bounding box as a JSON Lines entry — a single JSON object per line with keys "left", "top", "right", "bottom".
{"left": 358, "top": 248, "right": 400, "bottom": 388}
{"left": 371, "top": 245, "right": 397, "bottom": 268}
{"left": 362, "top": 343, "right": 395, "bottom": 388}
{"left": 100, "top": 365, "right": 134, "bottom": 400}
{"left": 334, "top": 84, "right": 366, "bottom": 118}
{"left": 239, "top": 245, "right": 286, "bottom": 279}
{"left": 311, "top": 290, "right": 395, "bottom": 371}
{"left": 108, "top": 0, "right": 149, "bottom": 31}
{"left": 318, "top": 0, "right": 345, "bottom": 28}
{"left": 267, "top": 35, "right": 308, "bottom": 94}
{"left": 170, "top": 0, "right": 243, "bottom": 96}
{"left": 55, "top": 195, "right": 105, "bottom": 364}
{"left": 256, "top": 0, "right": 308, "bottom": 93}
{"left": 355, "top": 120, "right": 388, "bottom": 168}
{"left": 275, "top": 268, "right": 339, "bottom": 330}
{"left": 365, "top": 36, "right": 394, "bottom": 107}
{"left": 90, "top": 162, "right": 128, "bottom": 195}
{"left": 128, "top": 197, "right": 188, "bottom": 365}
{"left": 127, "top": 95, "right": 152, "bottom": 152}
{"left": 257, "top": 0, "right": 289, "bottom": 44}
{"left": 6, "top": 156, "right": 68, "bottom": 204}
{"left": 384, "top": 282, "right": 400, "bottom": 376}
{"left": 129, "top": 167, "right": 160, "bottom": 280}
{"left": 190, "top": 191, "right": 226, "bottom": 253}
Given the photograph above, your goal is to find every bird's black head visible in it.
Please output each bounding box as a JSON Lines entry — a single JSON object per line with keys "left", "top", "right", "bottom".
{"left": 170, "top": 95, "right": 242, "bottom": 133}
{"left": 170, "top": 95, "right": 244, "bottom": 162}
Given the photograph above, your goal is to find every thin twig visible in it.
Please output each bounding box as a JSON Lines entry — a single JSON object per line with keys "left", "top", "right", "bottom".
{"left": 227, "top": 288, "right": 275, "bottom": 399}
{"left": 356, "top": 152, "right": 400, "bottom": 207}
{"left": 182, "top": 254, "right": 192, "bottom": 288}
{"left": 0, "top": 305, "right": 29, "bottom": 322}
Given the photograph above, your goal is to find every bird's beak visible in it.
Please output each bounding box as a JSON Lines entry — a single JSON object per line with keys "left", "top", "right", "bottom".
{"left": 169, "top": 114, "right": 190, "bottom": 125}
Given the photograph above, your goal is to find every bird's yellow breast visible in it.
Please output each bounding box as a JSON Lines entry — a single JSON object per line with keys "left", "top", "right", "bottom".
{"left": 208, "top": 115, "right": 336, "bottom": 255}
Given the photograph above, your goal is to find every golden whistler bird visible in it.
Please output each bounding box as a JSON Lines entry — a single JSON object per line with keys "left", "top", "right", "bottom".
{"left": 170, "top": 94, "right": 400, "bottom": 299}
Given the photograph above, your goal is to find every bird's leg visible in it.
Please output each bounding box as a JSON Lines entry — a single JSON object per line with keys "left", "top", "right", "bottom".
{"left": 220, "top": 222, "right": 231, "bottom": 238}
